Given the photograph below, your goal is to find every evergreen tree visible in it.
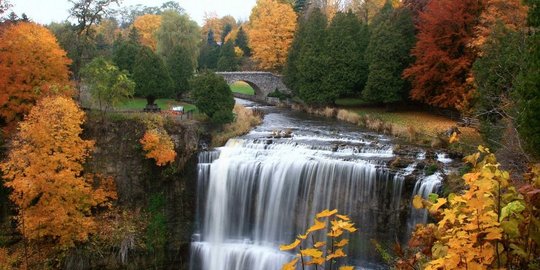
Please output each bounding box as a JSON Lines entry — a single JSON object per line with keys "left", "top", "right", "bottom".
{"left": 516, "top": 0, "right": 540, "bottom": 156}
{"left": 190, "top": 72, "right": 235, "bottom": 124}
{"left": 128, "top": 27, "right": 141, "bottom": 44}
{"left": 363, "top": 4, "right": 416, "bottom": 108}
{"left": 198, "top": 43, "right": 220, "bottom": 70}
{"left": 221, "top": 23, "right": 233, "bottom": 43}
{"left": 167, "top": 45, "right": 194, "bottom": 98}
{"left": 207, "top": 29, "right": 217, "bottom": 46}
{"left": 235, "top": 26, "right": 251, "bottom": 56}
{"left": 132, "top": 46, "right": 173, "bottom": 98}
{"left": 283, "top": 16, "right": 307, "bottom": 94}
{"left": 323, "top": 11, "right": 370, "bottom": 99}
{"left": 472, "top": 25, "right": 527, "bottom": 149}
{"left": 295, "top": 8, "right": 330, "bottom": 105}
{"left": 217, "top": 40, "right": 239, "bottom": 71}
{"left": 113, "top": 40, "right": 140, "bottom": 74}
{"left": 294, "top": 0, "right": 308, "bottom": 13}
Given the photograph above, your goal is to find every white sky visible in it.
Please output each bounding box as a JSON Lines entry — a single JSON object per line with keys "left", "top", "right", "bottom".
{"left": 10, "top": 0, "right": 257, "bottom": 26}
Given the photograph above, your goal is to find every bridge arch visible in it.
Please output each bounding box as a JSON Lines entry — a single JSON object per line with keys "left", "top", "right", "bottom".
{"left": 215, "top": 72, "right": 291, "bottom": 102}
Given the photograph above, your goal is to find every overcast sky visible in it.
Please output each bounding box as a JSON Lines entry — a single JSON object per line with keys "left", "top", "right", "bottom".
{"left": 10, "top": 0, "right": 257, "bottom": 26}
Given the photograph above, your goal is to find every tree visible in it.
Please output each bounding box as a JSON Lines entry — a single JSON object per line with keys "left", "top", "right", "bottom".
{"left": 324, "top": 11, "right": 370, "bottom": 99}
{"left": 81, "top": 57, "right": 135, "bottom": 114}
{"left": 167, "top": 46, "right": 194, "bottom": 98}
{"left": 0, "top": 22, "right": 72, "bottom": 133}
{"left": 132, "top": 46, "right": 173, "bottom": 98}
{"left": 0, "top": 0, "right": 11, "bottom": 15}
{"left": 190, "top": 72, "right": 235, "bottom": 124}
{"left": 132, "top": 14, "right": 161, "bottom": 50}
{"left": 113, "top": 40, "right": 141, "bottom": 74}
{"left": 294, "top": 9, "right": 330, "bottom": 105}
{"left": 217, "top": 40, "right": 239, "bottom": 71}
{"left": 235, "top": 26, "right": 251, "bottom": 56}
{"left": 403, "top": 0, "right": 429, "bottom": 25}
{"left": 403, "top": 0, "right": 485, "bottom": 111}
{"left": 156, "top": 10, "right": 200, "bottom": 68}
{"left": 0, "top": 96, "right": 116, "bottom": 248}
{"left": 248, "top": 0, "right": 297, "bottom": 71}
{"left": 472, "top": 25, "right": 527, "bottom": 150}
{"left": 221, "top": 23, "right": 233, "bottom": 44}
{"left": 515, "top": 0, "right": 540, "bottom": 157}
{"left": 283, "top": 16, "right": 307, "bottom": 94}
{"left": 363, "top": 5, "right": 416, "bottom": 107}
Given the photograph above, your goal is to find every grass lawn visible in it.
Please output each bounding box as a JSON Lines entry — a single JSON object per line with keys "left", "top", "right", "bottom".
{"left": 230, "top": 81, "right": 255, "bottom": 95}
{"left": 117, "top": 98, "right": 197, "bottom": 112}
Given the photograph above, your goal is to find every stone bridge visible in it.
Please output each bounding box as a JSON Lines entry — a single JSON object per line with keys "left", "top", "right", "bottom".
{"left": 215, "top": 72, "right": 291, "bottom": 102}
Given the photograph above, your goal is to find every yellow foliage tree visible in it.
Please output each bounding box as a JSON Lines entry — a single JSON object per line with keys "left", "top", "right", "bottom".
{"left": 1, "top": 96, "right": 117, "bottom": 248}
{"left": 248, "top": 0, "right": 297, "bottom": 71}
{"left": 412, "top": 146, "right": 540, "bottom": 269}
{"left": 133, "top": 14, "right": 162, "bottom": 50}
{"left": 280, "top": 209, "right": 357, "bottom": 270}
{"left": 0, "top": 22, "right": 72, "bottom": 134}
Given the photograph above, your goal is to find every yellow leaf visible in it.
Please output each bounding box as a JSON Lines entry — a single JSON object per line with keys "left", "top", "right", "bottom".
{"left": 300, "top": 248, "right": 323, "bottom": 258}
{"left": 449, "top": 132, "right": 459, "bottom": 144}
{"left": 305, "top": 257, "right": 324, "bottom": 265}
{"left": 339, "top": 267, "right": 355, "bottom": 270}
{"left": 280, "top": 239, "right": 301, "bottom": 251}
{"left": 307, "top": 219, "right": 326, "bottom": 233}
{"left": 429, "top": 198, "right": 447, "bottom": 213}
{"left": 336, "top": 214, "right": 350, "bottom": 221}
{"left": 412, "top": 195, "right": 424, "bottom": 209}
{"left": 314, "top": 241, "right": 326, "bottom": 248}
{"left": 281, "top": 258, "right": 299, "bottom": 270}
{"left": 316, "top": 209, "right": 338, "bottom": 218}
{"left": 334, "top": 239, "right": 349, "bottom": 247}
{"left": 326, "top": 248, "right": 346, "bottom": 261}
{"left": 297, "top": 233, "right": 308, "bottom": 240}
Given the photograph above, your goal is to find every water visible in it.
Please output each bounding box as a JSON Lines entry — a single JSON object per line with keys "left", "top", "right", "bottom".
{"left": 190, "top": 100, "right": 453, "bottom": 270}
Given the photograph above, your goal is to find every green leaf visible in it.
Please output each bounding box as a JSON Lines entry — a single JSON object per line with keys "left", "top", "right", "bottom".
{"left": 500, "top": 220, "right": 520, "bottom": 238}
{"left": 428, "top": 193, "right": 439, "bottom": 203}
{"left": 500, "top": 201, "right": 526, "bottom": 222}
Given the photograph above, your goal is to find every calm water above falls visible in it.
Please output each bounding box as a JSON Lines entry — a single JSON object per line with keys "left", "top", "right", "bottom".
{"left": 190, "top": 99, "right": 451, "bottom": 270}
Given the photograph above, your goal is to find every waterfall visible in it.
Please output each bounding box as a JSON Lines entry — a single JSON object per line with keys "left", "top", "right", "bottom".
{"left": 191, "top": 139, "right": 408, "bottom": 270}
{"left": 408, "top": 172, "right": 443, "bottom": 230}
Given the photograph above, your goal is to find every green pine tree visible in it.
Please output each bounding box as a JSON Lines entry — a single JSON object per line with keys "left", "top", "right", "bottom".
{"left": 235, "top": 26, "right": 251, "bottom": 56}
{"left": 167, "top": 45, "right": 194, "bottom": 98}
{"left": 323, "top": 11, "right": 370, "bottom": 99}
{"left": 132, "top": 46, "right": 173, "bottom": 98}
{"left": 363, "top": 4, "right": 415, "bottom": 109}
{"left": 190, "top": 72, "right": 235, "bottom": 124}
{"left": 217, "top": 40, "right": 239, "bottom": 71}
{"left": 283, "top": 16, "right": 307, "bottom": 93}
{"left": 295, "top": 8, "right": 330, "bottom": 105}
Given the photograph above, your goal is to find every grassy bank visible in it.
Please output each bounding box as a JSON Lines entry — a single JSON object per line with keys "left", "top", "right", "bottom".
{"left": 230, "top": 81, "right": 255, "bottom": 95}
{"left": 117, "top": 98, "right": 197, "bottom": 112}
{"left": 212, "top": 105, "right": 262, "bottom": 147}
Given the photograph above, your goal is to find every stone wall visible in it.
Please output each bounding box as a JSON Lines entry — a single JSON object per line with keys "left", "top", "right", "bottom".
{"left": 216, "top": 72, "right": 291, "bottom": 99}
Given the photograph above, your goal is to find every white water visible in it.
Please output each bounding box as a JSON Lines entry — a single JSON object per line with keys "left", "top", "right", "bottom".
{"left": 190, "top": 103, "right": 453, "bottom": 270}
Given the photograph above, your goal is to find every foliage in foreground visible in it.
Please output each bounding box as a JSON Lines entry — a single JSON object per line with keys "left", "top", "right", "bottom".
{"left": 0, "top": 96, "right": 117, "bottom": 249}
{"left": 405, "top": 146, "right": 540, "bottom": 269}
{"left": 280, "top": 209, "right": 357, "bottom": 270}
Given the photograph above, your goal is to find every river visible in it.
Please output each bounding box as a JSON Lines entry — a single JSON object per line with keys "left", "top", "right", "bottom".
{"left": 189, "top": 99, "right": 454, "bottom": 270}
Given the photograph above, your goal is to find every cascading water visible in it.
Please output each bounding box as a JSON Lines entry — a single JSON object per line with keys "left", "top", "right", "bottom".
{"left": 190, "top": 100, "right": 453, "bottom": 270}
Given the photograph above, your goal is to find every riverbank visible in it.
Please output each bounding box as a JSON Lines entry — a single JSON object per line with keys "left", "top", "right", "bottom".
{"left": 288, "top": 102, "right": 482, "bottom": 155}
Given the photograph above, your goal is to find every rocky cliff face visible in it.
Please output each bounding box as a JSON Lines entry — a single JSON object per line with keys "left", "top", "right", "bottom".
{"left": 78, "top": 115, "right": 202, "bottom": 270}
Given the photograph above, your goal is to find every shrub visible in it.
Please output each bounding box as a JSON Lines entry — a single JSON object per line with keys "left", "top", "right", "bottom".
{"left": 190, "top": 72, "right": 235, "bottom": 124}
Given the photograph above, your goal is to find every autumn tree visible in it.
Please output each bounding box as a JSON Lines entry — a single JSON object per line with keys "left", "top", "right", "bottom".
{"left": 0, "top": 22, "right": 72, "bottom": 133}
{"left": 132, "top": 46, "right": 173, "bottom": 98}
{"left": 363, "top": 5, "right": 416, "bottom": 107}
{"left": 81, "top": 57, "right": 135, "bottom": 113}
{"left": 132, "top": 14, "right": 161, "bottom": 50}
{"left": 324, "top": 11, "right": 369, "bottom": 99}
{"left": 248, "top": 0, "right": 297, "bottom": 71}
{"left": 156, "top": 10, "right": 200, "bottom": 68}
{"left": 403, "top": 0, "right": 485, "bottom": 111}
{"left": 1, "top": 96, "right": 117, "bottom": 248}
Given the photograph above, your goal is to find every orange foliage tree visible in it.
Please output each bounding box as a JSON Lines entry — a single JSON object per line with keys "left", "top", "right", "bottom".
{"left": 248, "top": 0, "right": 297, "bottom": 71}
{"left": 403, "top": 0, "right": 485, "bottom": 111}
{"left": 140, "top": 115, "right": 176, "bottom": 166}
{"left": 1, "top": 96, "right": 116, "bottom": 248}
{"left": 472, "top": 0, "right": 529, "bottom": 50}
{"left": 0, "top": 22, "right": 72, "bottom": 134}
{"left": 133, "top": 14, "right": 162, "bottom": 50}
